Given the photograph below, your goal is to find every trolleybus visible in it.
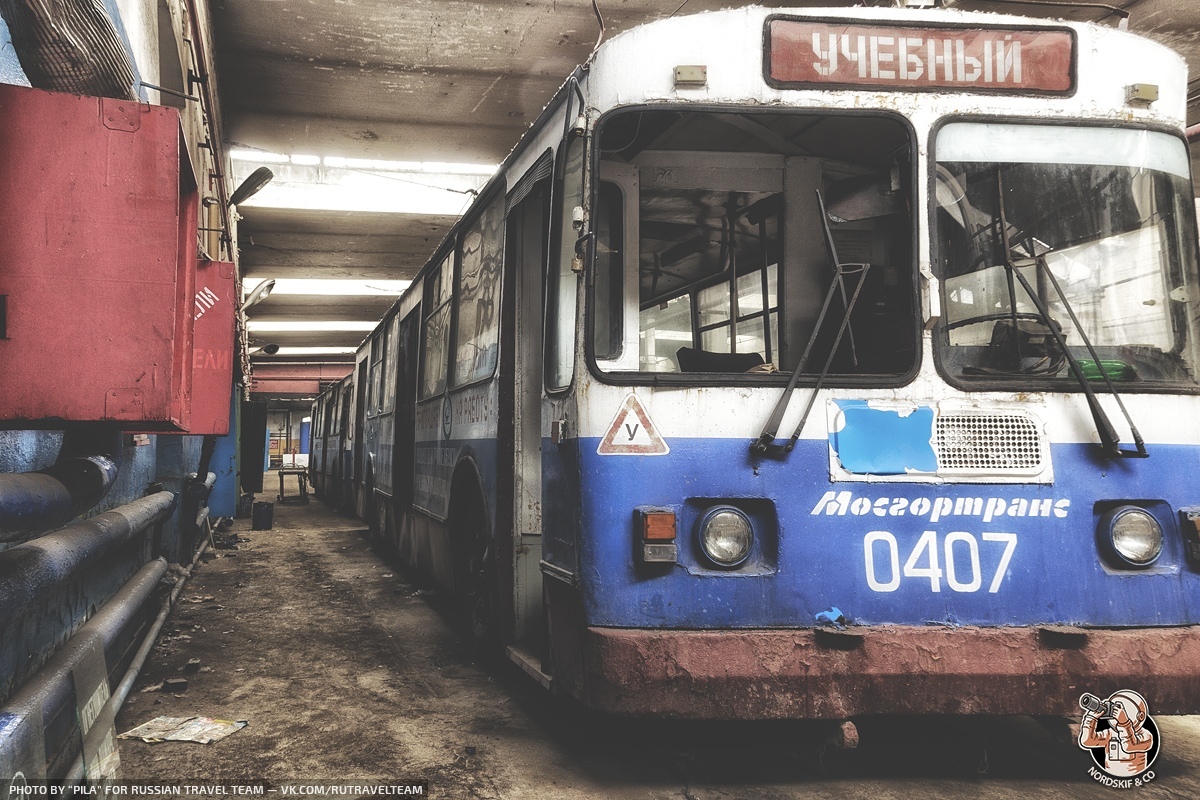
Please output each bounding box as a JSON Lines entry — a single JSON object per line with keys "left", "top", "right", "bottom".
{"left": 313, "top": 4, "right": 1200, "bottom": 719}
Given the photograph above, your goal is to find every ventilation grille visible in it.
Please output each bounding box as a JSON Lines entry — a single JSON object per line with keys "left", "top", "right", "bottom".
{"left": 935, "top": 414, "right": 1043, "bottom": 472}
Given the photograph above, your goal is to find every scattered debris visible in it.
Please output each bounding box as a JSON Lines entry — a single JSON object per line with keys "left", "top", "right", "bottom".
{"left": 162, "top": 677, "right": 189, "bottom": 693}
{"left": 184, "top": 595, "right": 217, "bottom": 604}
{"left": 214, "top": 529, "right": 251, "bottom": 550}
{"left": 139, "top": 681, "right": 164, "bottom": 693}
{"left": 183, "top": 658, "right": 202, "bottom": 675}
{"left": 118, "top": 716, "right": 248, "bottom": 744}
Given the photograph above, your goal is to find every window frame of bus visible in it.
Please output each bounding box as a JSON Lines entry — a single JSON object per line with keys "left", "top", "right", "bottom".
{"left": 449, "top": 190, "right": 506, "bottom": 391}
{"left": 367, "top": 315, "right": 392, "bottom": 417}
{"left": 418, "top": 246, "right": 456, "bottom": 402}
{"left": 584, "top": 104, "right": 924, "bottom": 388}
{"left": 382, "top": 310, "right": 400, "bottom": 413}
{"left": 545, "top": 129, "right": 587, "bottom": 394}
{"left": 927, "top": 114, "right": 1200, "bottom": 396}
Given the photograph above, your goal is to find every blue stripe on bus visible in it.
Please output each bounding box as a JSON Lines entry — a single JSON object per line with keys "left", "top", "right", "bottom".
{"left": 572, "top": 438, "right": 1200, "bottom": 628}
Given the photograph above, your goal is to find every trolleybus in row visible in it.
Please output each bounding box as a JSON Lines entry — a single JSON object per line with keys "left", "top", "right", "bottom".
{"left": 312, "top": 5, "right": 1200, "bottom": 719}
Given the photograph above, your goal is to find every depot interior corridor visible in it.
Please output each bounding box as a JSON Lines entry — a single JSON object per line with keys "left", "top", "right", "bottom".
{"left": 106, "top": 497, "right": 1200, "bottom": 798}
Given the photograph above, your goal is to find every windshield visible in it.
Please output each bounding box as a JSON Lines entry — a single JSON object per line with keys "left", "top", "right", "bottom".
{"left": 935, "top": 123, "right": 1200, "bottom": 389}
{"left": 591, "top": 109, "right": 918, "bottom": 382}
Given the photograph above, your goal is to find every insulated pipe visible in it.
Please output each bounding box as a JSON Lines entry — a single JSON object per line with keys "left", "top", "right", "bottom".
{"left": 1186, "top": 123, "right": 1200, "bottom": 143}
{"left": 64, "top": 534, "right": 213, "bottom": 782}
{"left": 0, "top": 492, "right": 175, "bottom": 632}
{"left": 0, "top": 557, "right": 168, "bottom": 779}
{"left": 0, "top": 428, "right": 123, "bottom": 542}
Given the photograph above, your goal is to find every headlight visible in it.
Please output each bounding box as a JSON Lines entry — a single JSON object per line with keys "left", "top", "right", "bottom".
{"left": 697, "top": 506, "right": 753, "bottom": 568}
{"left": 1100, "top": 506, "right": 1163, "bottom": 567}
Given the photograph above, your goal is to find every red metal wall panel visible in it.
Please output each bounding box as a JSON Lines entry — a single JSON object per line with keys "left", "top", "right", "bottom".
{"left": 191, "top": 259, "right": 236, "bottom": 435}
{"left": 0, "top": 85, "right": 197, "bottom": 430}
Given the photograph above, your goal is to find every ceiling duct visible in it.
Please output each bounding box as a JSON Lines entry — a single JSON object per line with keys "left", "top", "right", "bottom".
{"left": 0, "top": 0, "right": 137, "bottom": 100}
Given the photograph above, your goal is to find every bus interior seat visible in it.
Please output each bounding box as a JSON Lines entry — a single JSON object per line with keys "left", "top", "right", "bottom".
{"left": 676, "top": 347, "right": 765, "bottom": 373}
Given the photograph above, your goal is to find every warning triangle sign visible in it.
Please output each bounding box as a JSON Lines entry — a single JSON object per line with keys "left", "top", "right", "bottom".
{"left": 597, "top": 393, "right": 669, "bottom": 455}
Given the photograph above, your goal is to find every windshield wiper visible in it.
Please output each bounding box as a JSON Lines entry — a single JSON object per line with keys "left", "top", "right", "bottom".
{"left": 752, "top": 191, "right": 869, "bottom": 457}
{"left": 993, "top": 168, "right": 1147, "bottom": 460}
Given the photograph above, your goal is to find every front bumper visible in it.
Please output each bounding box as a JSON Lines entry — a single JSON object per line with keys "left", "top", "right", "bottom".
{"left": 582, "top": 625, "right": 1200, "bottom": 719}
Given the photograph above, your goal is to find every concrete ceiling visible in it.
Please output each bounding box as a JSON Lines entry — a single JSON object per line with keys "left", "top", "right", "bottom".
{"left": 211, "top": 0, "right": 1200, "bottom": 399}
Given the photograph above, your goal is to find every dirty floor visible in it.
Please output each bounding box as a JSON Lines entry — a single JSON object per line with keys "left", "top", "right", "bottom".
{"left": 114, "top": 497, "right": 1200, "bottom": 798}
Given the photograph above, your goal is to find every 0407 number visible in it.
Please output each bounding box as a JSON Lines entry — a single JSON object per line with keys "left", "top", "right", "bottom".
{"left": 863, "top": 530, "right": 1017, "bottom": 593}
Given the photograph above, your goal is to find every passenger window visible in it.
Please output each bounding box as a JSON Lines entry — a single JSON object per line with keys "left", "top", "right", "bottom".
{"left": 640, "top": 295, "right": 692, "bottom": 372}
{"left": 453, "top": 196, "right": 504, "bottom": 387}
{"left": 420, "top": 252, "right": 454, "bottom": 399}
{"left": 382, "top": 313, "right": 398, "bottom": 412}
{"left": 368, "top": 335, "right": 382, "bottom": 416}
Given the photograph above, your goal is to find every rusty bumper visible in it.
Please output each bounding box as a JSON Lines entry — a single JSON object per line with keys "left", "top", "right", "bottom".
{"left": 582, "top": 625, "right": 1200, "bottom": 719}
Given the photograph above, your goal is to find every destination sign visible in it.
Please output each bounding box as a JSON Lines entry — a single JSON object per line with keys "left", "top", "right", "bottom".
{"left": 767, "top": 19, "right": 1074, "bottom": 94}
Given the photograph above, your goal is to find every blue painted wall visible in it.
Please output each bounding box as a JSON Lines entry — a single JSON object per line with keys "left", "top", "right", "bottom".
{"left": 209, "top": 387, "right": 241, "bottom": 518}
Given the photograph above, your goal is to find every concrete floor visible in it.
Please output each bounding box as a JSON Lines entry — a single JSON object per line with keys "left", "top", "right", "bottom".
{"left": 114, "top": 497, "right": 1200, "bottom": 798}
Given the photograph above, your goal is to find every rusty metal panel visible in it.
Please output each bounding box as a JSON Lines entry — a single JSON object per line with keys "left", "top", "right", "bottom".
{"left": 0, "top": 85, "right": 195, "bottom": 430}
{"left": 190, "top": 260, "right": 236, "bottom": 435}
{"left": 580, "top": 626, "right": 1200, "bottom": 719}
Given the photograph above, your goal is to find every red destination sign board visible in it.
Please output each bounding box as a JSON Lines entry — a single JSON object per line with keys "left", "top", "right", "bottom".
{"left": 768, "top": 19, "right": 1074, "bottom": 94}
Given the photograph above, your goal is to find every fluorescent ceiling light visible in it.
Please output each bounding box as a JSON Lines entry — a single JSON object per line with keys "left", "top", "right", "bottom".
{"left": 228, "top": 158, "right": 488, "bottom": 216}
{"left": 248, "top": 321, "right": 378, "bottom": 332}
{"left": 230, "top": 150, "right": 495, "bottom": 176}
{"left": 272, "top": 347, "right": 358, "bottom": 355}
{"left": 243, "top": 279, "right": 410, "bottom": 296}
{"left": 229, "top": 149, "right": 289, "bottom": 163}
{"left": 322, "top": 156, "right": 495, "bottom": 175}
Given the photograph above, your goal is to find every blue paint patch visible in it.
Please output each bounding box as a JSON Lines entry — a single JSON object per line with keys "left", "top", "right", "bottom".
{"left": 831, "top": 401, "right": 937, "bottom": 474}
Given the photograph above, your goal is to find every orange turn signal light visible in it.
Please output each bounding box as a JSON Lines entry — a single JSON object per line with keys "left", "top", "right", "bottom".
{"left": 642, "top": 511, "right": 677, "bottom": 541}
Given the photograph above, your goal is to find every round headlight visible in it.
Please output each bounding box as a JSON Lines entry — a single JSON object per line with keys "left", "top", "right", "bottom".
{"left": 1101, "top": 506, "right": 1162, "bottom": 567}
{"left": 697, "top": 506, "right": 753, "bottom": 568}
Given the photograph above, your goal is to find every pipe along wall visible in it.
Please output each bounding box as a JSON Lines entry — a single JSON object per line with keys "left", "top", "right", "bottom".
{"left": 0, "top": 491, "right": 176, "bottom": 701}
{"left": 0, "top": 470, "right": 213, "bottom": 778}
{"left": 0, "top": 427, "right": 123, "bottom": 543}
